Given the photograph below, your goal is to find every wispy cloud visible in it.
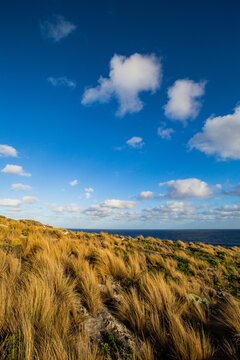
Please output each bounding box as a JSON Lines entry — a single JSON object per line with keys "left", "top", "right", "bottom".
{"left": 41, "top": 15, "right": 77, "bottom": 42}
{"left": 141, "top": 201, "right": 196, "bottom": 223}
{"left": 82, "top": 53, "right": 162, "bottom": 116}
{"left": 69, "top": 179, "right": 78, "bottom": 186}
{"left": 137, "top": 191, "right": 165, "bottom": 201}
{"left": 11, "top": 184, "right": 32, "bottom": 191}
{"left": 203, "top": 204, "right": 240, "bottom": 220}
{"left": 0, "top": 199, "right": 21, "bottom": 207}
{"left": 0, "top": 196, "right": 39, "bottom": 208}
{"left": 82, "top": 200, "right": 197, "bottom": 223}
{"left": 84, "top": 187, "right": 94, "bottom": 199}
{"left": 85, "top": 187, "right": 94, "bottom": 193}
{"left": 82, "top": 199, "right": 138, "bottom": 219}
{"left": 157, "top": 127, "right": 174, "bottom": 140}
{"left": 138, "top": 191, "right": 155, "bottom": 200}
{"left": 189, "top": 106, "right": 240, "bottom": 160}
{"left": 126, "top": 137, "right": 144, "bottom": 148}
{"left": 22, "top": 196, "right": 40, "bottom": 204}
{"left": 0, "top": 145, "right": 17, "bottom": 157}
{"left": 164, "top": 79, "right": 206, "bottom": 124}
{"left": 48, "top": 203, "right": 81, "bottom": 213}
{"left": 102, "top": 199, "right": 137, "bottom": 209}
{"left": 1, "top": 165, "right": 31, "bottom": 177}
{"left": 82, "top": 205, "right": 119, "bottom": 219}
{"left": 48, "top": 76, "right": 76, "bottom": 89}
{"left": 221, "top": 182, "right": 240, "bottom": 196}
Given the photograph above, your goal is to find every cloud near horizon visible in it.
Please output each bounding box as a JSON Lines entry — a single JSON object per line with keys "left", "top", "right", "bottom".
{"left": 164, "top": 79, "right": 206, "bottom": 124}
{"left": 46, "top": 197, "right": 240, "bottom": 225}
{"left": 221, "top": 182, "right": 240, "bottom": 196}
{"left": 80, "top": 199, "right": 138, "bottom": 219}
{"left": 142, "top": 201, "right": 196, "bottom": 222}
{"left": 41, "top": 15, "right": 77, "bottom": 42}
{"left": 159, "top": 178, "right": 213, "bottom": 199}
{"left": 0, "top": 199, "right": 22, "bottom": 207}
{"left": 48, "top": 203, "right": 81, "bottom": 213}
{"left": 102, "top": 199, "right": 138, "bottom": 209}
{"left": 22, "top": 196, "right": 40, "bottom": 204}
{"left": 189, "top": 106, "right": 240, "bottom": 160}
{"left": 0, "top": 196, "right": 39, "bottom": 208}
{"left": 82, "top": 53, "right": 162, "bottom": 116}
{"left": 205, "top": 204, "right": 240, "bottom": 219}
{"left": 47, "top": 198, "right": 137, "bottom": 220}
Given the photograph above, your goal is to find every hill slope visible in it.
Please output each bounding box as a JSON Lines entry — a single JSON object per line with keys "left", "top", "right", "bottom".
{"left": 0, "top": 215, "right": 240, "bottom": 359}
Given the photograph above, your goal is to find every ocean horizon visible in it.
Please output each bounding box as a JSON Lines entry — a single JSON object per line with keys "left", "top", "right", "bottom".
{"left": 69, "top": 228, "right": 240, "bottom": 247}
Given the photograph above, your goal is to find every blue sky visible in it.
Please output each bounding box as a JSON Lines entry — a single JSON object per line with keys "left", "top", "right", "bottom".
{"left": 1, "top": 0, "right": 240, "bottom": 229}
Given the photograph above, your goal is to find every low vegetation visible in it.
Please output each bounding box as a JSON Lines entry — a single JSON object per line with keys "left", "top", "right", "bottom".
{"left": 0, "top": 215, "right": 240, "bottom": 359}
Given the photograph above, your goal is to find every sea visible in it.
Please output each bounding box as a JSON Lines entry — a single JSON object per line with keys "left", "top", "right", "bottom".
{"left": 70, "top": 229, "right": 240, "bottom": 247}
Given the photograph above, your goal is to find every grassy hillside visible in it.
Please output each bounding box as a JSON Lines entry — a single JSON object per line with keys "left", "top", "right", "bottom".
{"left": 0, "top": 215, "right": 240, "bottom": 359}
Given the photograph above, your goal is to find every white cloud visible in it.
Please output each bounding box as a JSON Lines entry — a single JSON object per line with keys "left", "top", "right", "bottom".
{"left": 157, "top": 127, "right": 174, "bottom": 140}
{"left": 164, "top": 79, "right": 206, "bottom": 124}
{"left": 11, "top": 184, "right": 32, "bottom": 191}
{"left": 0, "top": 196, "right": 40, "bottom": 209}
{"left": 83, "top": 204, "right": 118, "bottom": 218}
{"left": 222, "top": 183, "right": 240, "bottom": 196}
{"left": 47, "top": 195, "right": 240, "bottom": 225}
{"left": 85, "top": 187, "right": 94, "bottom": 193}
{"left": 216, "top": 204, "right": 240, "bottom": 212}
{"left": 0, "top": 199, "right": 21, "bottom": 207}
{"left": 1, "top": 165, "right": 31, "bottom": 177}
{"left": 84, "top": 188, "right": 94, "bottom": 199}
{"left": 82, "top": 53, "right": 162, "bottom": 116}
{"left": 48, "top": 202, "right": 81, "bottom": 213}
{"left": 138, "top": 191, "right": 155, "bottom": 200}
{"left": 142, "top": 201, "right": 196, "bottom": 222}
{"left": 126, "top": 137, "right": 144, "bottom": 148}
{"left": 159, "top": 178, "right": 212, "bottom": 199}
{"left": 66, "top": 203, "right": 81, "bottom": 212}
{"left": 205, "top": 204, "right": 240, "bottom": 219}
{"left": 82, "top": 203, "right": 140, "bottom": 220}
{"left": 70, "top": 179, "right": 78, "bottom": 186}
{"left": 189, "top": 106, "right": 240, "bottom": 160}
{"left": 83, "top": 199, "right": 138, "bottom": 217}
{"left": 102, "top": 199, "right": 137, "bottom": 209}
{"left": 41, "top": 15, "right": 77, "bottom": 42}
{"left": 22, "top": 196, "right": 40, "bottom": 204}
{"left": 4, "top": 207, "right": 22, "bottom": 214}
{"left": 0, "top": 145, "right": 18, "bottom": 157}
{"left": 48, "top": 76, "right": 76, "bottom": 88}
{"left": 48, "top": 203, "right": 65, "bottom": 213}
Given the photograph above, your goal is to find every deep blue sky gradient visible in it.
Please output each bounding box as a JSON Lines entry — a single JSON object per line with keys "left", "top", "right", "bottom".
{"left": 0, "top": 0, "right": 240, "bottom": 228}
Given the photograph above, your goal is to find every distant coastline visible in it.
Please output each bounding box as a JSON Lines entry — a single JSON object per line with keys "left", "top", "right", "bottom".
{"left": 70, "top": 228, "right": 240, "bottom": 247}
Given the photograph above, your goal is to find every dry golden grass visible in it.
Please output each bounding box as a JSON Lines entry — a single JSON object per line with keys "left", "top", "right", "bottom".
{"left": 215, "top": 295, "right": 240, "bottom": 343}
{"left": 0, "top": 215, "right": 240, "bottom": 359}
{"left": 168, "top": 316, "right": 214, "bottom": 360}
